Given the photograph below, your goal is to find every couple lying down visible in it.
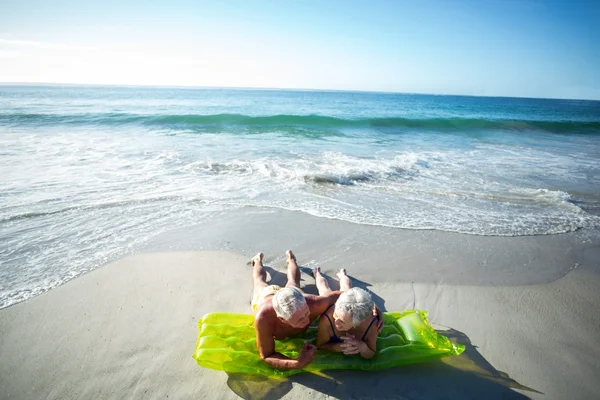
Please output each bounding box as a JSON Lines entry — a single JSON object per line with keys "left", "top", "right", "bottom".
{"left": 251, "top": 250, "right": 383, "bottom": 371}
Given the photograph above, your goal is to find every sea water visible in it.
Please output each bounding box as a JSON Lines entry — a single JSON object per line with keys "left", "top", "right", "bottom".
{"left": 1, "top": 85, "right": 599, "bottom": 307}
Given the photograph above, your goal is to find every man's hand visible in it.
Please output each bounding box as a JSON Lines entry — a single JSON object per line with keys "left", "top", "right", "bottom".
{"left": 297, "top": 341, "right": 317, "bottom": 367}
{"left": 373, "top": 305, "right": 384, "bottom": 334}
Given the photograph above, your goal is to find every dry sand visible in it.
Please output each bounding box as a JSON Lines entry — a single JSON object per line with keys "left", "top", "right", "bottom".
{"left": 1, "top": 250, "right": 599, "bottom": 399}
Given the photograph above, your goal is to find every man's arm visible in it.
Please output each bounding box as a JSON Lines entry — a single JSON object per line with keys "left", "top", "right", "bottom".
{"left": 308, "top": 291, "right": 343, "bottom": 317}
{"left": 255, "top": 315, "right": 314, "bottom": 370}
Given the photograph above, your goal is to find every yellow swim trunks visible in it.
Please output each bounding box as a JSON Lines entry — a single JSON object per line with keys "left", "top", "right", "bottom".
{"left": 252, "top": 285, "right": 281, "bottom": 312}
{"left": 251, "top": 285, "right": 304, "bottom": 312}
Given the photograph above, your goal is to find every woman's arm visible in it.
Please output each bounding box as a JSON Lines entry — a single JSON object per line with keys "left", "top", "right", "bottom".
{"left": 316, "top": 315, "right": 344, "bottom": 352}
{"left": 319, "top": 341, "right": 345, "bottom": 352}
{"left": 308, "top": 291, "right": 342, "bottom": 317}
{"left": 357, "top": 331, "right": 377, "bottom": 359}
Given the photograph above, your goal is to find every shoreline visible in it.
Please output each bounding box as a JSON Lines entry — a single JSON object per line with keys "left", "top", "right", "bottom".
{"left": 3, "top": 206, "right": 599, "bottom": 310}
{"left": 1, "top": 250, "right": 599, "bottom": 399}
{"left": 141, "top": 208, "right": 600, "bottom": 286}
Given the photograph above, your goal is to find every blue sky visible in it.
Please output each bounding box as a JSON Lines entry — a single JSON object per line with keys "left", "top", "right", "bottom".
{"left": 0, "top": 0, "right": 599, "bottom": 99}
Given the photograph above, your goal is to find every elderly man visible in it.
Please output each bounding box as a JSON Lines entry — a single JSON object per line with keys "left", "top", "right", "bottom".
{"left": 250, "top": 250, "right": 346, "bottom": 370}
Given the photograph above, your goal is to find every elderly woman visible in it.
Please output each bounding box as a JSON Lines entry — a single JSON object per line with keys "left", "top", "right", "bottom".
{"left": 312, "top": 267, "right": 379, "bottom": 359}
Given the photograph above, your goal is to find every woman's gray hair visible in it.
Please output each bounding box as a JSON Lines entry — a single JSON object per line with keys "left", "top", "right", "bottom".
{"left": 335, "top": 287, "right": 374, "bottom": 327}
{"left": 272, "top": 287, "right": 307, "bottom": 320}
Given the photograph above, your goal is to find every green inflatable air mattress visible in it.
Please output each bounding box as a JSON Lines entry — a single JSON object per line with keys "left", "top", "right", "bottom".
{"left": 193, "top": 310, "right": 464, "bottom": 377}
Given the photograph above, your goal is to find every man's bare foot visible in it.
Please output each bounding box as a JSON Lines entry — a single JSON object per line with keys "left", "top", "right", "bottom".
{"left": 286, "top": 250, "right": 297, "bottom": 264}
{"left": 336, "top": 268, "right": 347, "bottom": 280}
{"left": 251, "top": 252, "right": 264, "bottom": 267}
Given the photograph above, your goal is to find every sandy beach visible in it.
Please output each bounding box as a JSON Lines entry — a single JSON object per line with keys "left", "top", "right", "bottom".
{"left": 2, "top": 1, "right": 600, "bottom": 398}
{"left": 1, "top": 247, "right": 599, "bottom": 399}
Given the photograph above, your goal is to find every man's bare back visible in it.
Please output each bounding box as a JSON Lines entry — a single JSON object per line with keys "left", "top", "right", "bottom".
{"left": 255, "top": 293, "right": 340, "bottom": 339}
{"left": 251, "top": 251, "right": 342, "bottom": 370}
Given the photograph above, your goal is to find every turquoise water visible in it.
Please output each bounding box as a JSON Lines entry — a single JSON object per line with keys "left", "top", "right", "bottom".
{"left": 1, "top": 85, "right": 600, "bottom": 307}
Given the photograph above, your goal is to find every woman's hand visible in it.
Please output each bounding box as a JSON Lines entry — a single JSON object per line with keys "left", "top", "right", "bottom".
{"left": 340, "top": 334, "right": 363, "bottom": 355}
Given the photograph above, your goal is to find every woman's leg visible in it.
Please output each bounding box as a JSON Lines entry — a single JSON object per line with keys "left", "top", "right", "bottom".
{"left": 312, "top": 266, "right": 333, "bottom": 295}
{"left": 336, "top": 268, "right": 351, "bottom": 292}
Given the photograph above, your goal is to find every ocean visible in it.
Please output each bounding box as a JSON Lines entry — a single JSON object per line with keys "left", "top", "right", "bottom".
{"left": 1, "top": 85, "right": 600, "bottom": 308}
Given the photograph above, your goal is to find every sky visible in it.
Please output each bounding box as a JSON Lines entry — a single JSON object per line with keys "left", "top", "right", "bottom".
{"left": 0, "top": 0, "right": 599, "bottom": 100}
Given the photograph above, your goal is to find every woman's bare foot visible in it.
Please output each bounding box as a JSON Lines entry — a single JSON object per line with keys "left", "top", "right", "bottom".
{"left": 312, "top": 266, "right": 321, "bottom": 279}
{"left": 312, "top": 265, "right": 333, "bottom": 295}
{"left": 337, "top": 268, "right": 351, "bottom": 291}
{"left": 251, "top": 252, "right": 264, "bottom": 267}
{"left": 336, "top": 268, "right": 347, "bottom": 280}
{"left": 286, "top": 250, "right": 296, "bottom": 263}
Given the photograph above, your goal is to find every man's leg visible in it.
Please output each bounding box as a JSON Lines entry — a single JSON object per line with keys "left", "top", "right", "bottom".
{"left": 312, "top": 266, "right": 332, "bottom": 295}
{"left": 252, "top": 252, "right": 268, "bottom": 301}
{"left": 336, "top": 268, "right": 352, "bottom": 292}
{"left": 285, "top": 250, "right": 301, "bottom": 289}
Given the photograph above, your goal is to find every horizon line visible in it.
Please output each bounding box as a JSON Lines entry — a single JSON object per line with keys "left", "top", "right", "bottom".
{"left": 0, "top": 81, "right": 598, "bottom": 102}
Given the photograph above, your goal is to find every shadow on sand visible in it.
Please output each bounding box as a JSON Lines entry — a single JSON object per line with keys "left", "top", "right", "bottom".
{"left": 230, "top": 264, "right": 540, "bottom": 399}
{"left": 226, "top": 328, "right": 540, "bottom": 400}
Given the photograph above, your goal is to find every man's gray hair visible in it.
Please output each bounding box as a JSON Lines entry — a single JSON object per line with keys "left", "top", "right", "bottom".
{"left": 335, "top": 287, "right": 374, "bottom": 327}
{"left": 272, "top": 287, "right": 307, "bottom": 320}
